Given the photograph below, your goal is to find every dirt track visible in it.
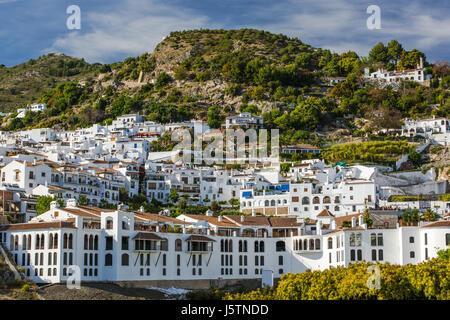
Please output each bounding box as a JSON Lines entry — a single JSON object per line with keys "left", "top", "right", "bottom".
{"left": 38, "top": 283, "right": 177, "bottom": 300}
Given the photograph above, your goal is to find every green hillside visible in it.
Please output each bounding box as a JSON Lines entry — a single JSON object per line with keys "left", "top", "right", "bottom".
{"left": 0, "top": 29, "right": 449, "bottom": 148}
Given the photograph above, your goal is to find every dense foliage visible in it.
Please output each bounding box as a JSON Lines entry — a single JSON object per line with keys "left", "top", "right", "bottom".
{"left": 320, "top": 141, "right": 415, "bottom": 165}
{"left": 225, "top": 254, "right": 450, "bottom": 300}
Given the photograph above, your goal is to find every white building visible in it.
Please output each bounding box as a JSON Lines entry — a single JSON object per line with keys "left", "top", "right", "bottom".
{"left": 224, "top": 113, "right": 264, "bottom": 129}
{"left": 364, "top": 58, "right": 427, "bottom": 84}
{"left": 402, "top": 116, "right": 450, "bottom": 146}
{"left": 0, "top": 202, "right": 449, "bottom": 287}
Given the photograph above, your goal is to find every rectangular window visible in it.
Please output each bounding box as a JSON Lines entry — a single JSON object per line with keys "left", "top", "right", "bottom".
{"left": 371, "top": 234, "right": 377, "bottom": 246}
{"left": 357, "top": 249, "right": 362, "bottom": 261}
{"left": 372, "top": 249, "right": 377, "bottom": 261}
{"left": 377, "top": 234, "right": 383, "bottom": 246}
{"left": 121, "top": 237, "right": 129, "bottom": 250}
{"left": 378, "top": 249, "right": 383, "bottom": 261}
{"left": 105, "top": 237, "right": 113, "bottom": 250}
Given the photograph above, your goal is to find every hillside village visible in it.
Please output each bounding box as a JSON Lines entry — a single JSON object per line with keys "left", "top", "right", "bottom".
{"left": 0, "top": 29, "right": 449, "bottom": 293}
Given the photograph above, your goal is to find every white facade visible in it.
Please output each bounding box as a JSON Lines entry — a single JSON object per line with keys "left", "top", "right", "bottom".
{"left": 1, "top": 204, "right": 449, "bottom": 286}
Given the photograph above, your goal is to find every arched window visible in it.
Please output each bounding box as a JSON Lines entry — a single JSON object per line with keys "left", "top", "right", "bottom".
{"left": 175, "top": 239, "right": 182, "bottom": 251}
{"left": 89, "top": 235, "right": 93, "bottom": 250}
{"left": 446, "top": 233, "right": 450, "bottom": 246}
{"left": 276, "top": 241, "right": 286, "bottom": 252}
{"left": 356, "top": 233, "right": 362, "bottom": 246}
{"left": 299, "top": 239, "right": 302, "bottom": 250}
{"left": 315, "top": 239, "right": 320, "bottom": 250}
{"left": 63, "top": 233, "right": 68, "bottom": 249}
{"left": 334, "top": 196, "right": 340, "bottom": 204}
{"left": 270, "top": 200, "right": 275, "bottom": 206}
{"left": 224, "top": 239, "right": 229, "bottom": 252}
{"left": 121, "top": 254, "right": 129, "bottom": 266}
{"left": 84, "top": 235, "right": 88, "bottom": 250}
{"left": 309, "top": 239, "right": 315, "bottom": 250}
{"left": 94, "top": 235, "right": 98, "bottom": 250}
{"left": 264, "top": 200, "right": 269, "bottom": 206}
{"left": 254, "top": 241, "right": 259, "bottom": 253}
{"left": 40, "top": 234, "right": 45, "bottom": 249}
{"left": 105, "top": 254, "right": 113, "bottom": 266}
{"left": 106, "top": 218, "right": 113, "bottom": 230}
{"left": 313, "top": 196, "right": 320, "bottom": 204}
{"left": 27, "top": 235, "right": 31, "bottom": 250}
{"left": 328, "top": 237, "right": 333, "bottom": 249}
{"left": 49, "top": 233, "right": 54, "bottom": 249}
{"left": 259, "top": 241, "right": 265, "bottom": 252}
{"left": 220, "top": 239, "right": 224, "bottom": 252}
{"left": 323, "top": 196, "right": 331, "bottom": 204}
{"left": 302, "top": 197, "right": 310, "bottom": 205}
{"left": 122, "top": 219, "right": 129, "bottom": 230}
{"left": 54, "top": 234, "right": 58, "bottom": 249}
{"left": 303, "top": 239, "right": 307, "bottom": 250}
{"left": 35, "top": 234, "right": 40, "bottom": 249}
{"left": 22, "top": 235, "right": 27, "bottom": 250}
{"left": 229, "top": 239, "right": 233, "bottom": 252}
{"left": 68, "top": 234, "right": 73, "bottom": 249}
{"left": 243, "top": 240, "right": 247, "bottom": 252}
{"left": 334, "top": 206, "right": 340, "bottom": 211}
{"left": 350, "top": 233, "right": 355, "bottom": 246}
{"left": 10, "top": 235, "right": 14, "bottom": 251}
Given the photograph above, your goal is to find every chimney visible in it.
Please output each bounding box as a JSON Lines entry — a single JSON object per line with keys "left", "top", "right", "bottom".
{"left": 251, "top": 208, "right": 256, "bottom": 217}
{"left": 139, "top": 206, "right": 145, "bottom": 212}
{"left": 66, "top": 198, "right": 77, "bottom": 208}
{"left": 241, "top": 215, "right": 245, "bottom": 223}
{"left": 50, "top": 200, "right": 59, "bottom": 210}
{"left": 156, "top": 225, "right": 160, "bottom": 232}
{"left": 206, "top": 209, "right": 213, "bottom": 217}
{"left": 351, "top": 217, "right": 356, "bottom": 228}
{"left": 331, "top": 220, "right": 337, "bottom": 230}
{"left": 218, "top": 215, "right": 222, "bottom": 222}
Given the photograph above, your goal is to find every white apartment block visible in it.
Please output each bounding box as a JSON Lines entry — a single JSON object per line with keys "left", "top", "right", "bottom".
{"left": 402, "top": 117, "right": 450, "bottom": 146}
{"left": 0, "top": 202, "right": 448, "bottom": 287}
{"left": 364, "top": 58, "right": 427, "bottom": 84}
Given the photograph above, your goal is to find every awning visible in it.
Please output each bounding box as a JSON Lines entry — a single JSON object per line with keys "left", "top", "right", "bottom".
{"left": 185, "top": 235, "right": 216, "bottom": 242}
{"left": 132, "top": 232, "right": 166, "bottom": 241}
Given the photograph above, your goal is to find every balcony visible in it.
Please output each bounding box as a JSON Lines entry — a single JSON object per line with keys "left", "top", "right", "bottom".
{"left": 292, "top": 237, "right": 322, "bottom": 253}
{"left": 186, "top": 235, "right": 215, "bottom": 253}
{"left": 133, "top": 232, "right": 168, "bottom": 251}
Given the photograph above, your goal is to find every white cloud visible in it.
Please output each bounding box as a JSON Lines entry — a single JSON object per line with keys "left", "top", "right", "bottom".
{"left": 44, "top": 0, "right": 214, "bottom": 63}
{"left": 249, "top": 0, "right": 450, "bottom": 59}
{"left": 43, "top": 0, "right": 450, "bottom": 62}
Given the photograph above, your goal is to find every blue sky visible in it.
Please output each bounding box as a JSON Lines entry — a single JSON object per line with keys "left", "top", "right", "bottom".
{"left": 0, "top": 0, "right": 449, "bottom": 66}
